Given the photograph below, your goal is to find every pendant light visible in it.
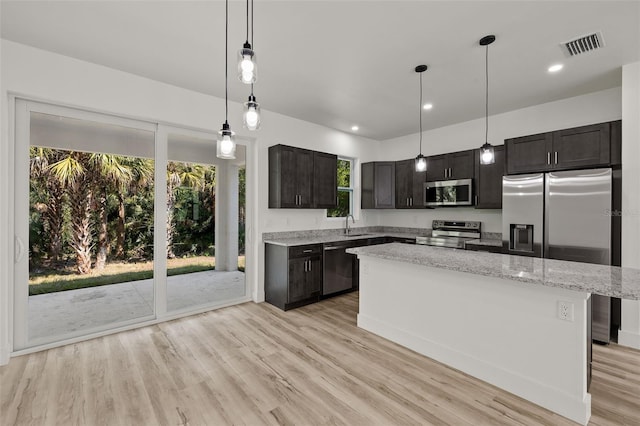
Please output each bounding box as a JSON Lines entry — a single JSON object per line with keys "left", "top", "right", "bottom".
{"left": 217, "top": 0, "right": 236, "bottom": 159}
{"left": 243, "top": 90, "right": 261, "bottom": 130}
{"left": 238, "top": 0, "right": 256, "bottom": 84}
{"left": 242, "top": 0, "right": 261, "bottom": 130}
{"left": 479, "top": 35, "right": 495, "bottom": 165}
{"left": 414, "top": 65, "right": 428, "bottom": 172}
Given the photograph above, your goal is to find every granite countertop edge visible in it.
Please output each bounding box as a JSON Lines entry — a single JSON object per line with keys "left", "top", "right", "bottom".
{"left": 347, "top": 243, "right": 640, "bottom": 300}
{"left": 263, "top": 232, "right": 423, "bottom": 246}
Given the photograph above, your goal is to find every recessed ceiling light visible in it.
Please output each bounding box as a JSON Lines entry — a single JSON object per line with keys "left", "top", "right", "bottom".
{"left": 351, "top": 125, "right": 359, "bottom": 131}
{"left": 423, "top": 103, "right": 433, "bottom": 110}
{"left": 548, "top": 64, "right": 564, "bottom": 73}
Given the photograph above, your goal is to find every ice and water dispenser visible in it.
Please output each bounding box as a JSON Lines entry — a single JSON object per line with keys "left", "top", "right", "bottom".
{"left": 509, "top": 224, "right": 534, "bottom": 253}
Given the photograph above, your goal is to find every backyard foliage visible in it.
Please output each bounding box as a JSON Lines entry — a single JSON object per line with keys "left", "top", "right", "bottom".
{"left": 29, "top": 147, "right": 245, "bottom": 277}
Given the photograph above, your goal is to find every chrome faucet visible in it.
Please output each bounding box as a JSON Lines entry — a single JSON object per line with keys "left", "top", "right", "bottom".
{"left": 345, "top": 214, "right": 355, "bottom": 235}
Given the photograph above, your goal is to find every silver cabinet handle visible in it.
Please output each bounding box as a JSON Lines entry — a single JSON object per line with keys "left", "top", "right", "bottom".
{"left": 308, "top": 260, "right": 312, "bottom": 272}
{"left": 444, "top": 169, "right": 447, "bottom": 179}
{"left": 547, "top": 152, "right": 550, "bottom": 165}
{"left": 449, "top": 168, "right": 452, "bottom": 178}
{"left": 475, "top": 195, "right": 478, "bottom": 205}
{"left": 303, "top": 259, "right": 307, "bottom": 272}
{"left": 554, "top": 152, "right": 558, "bottom": 164}
{"left": 410, "top": 197, "right": 413, "bottom": 206}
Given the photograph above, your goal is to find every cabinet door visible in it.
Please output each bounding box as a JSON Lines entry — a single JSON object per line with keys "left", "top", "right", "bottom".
{"left": 412, "top": 167, "right": 427, "bottom": 208}
{"left": 296, "top": 149, "right": 314, "bottom": 208}
{"left": 269, "top": 145, "right": 298, "bottom": 208}
{"left": 552, "top": 123, "right": 610, "bottom": 170}
{"left": 395, "top": 160, "right": 413, "bottom": 209}
{"left": 374, "top": 162, "right": 396, "bottom": 208}
{"left": 313, "top": 151, "right": 337, "bottom": 208}
{"left": 307, "top": 256, "right": 323, "bottom": 296}
{"left": 426, "top": 154, "right": 448, "bottom": 181}
{"left": 288, "top": 258, "right": 308, "bottom": 302}
{"left": 474, "top": 145, "right": 505, "bottom": 209}
{"left": 361, "top": 162, "right": 375, "bottom": 209}
{"left": 506, "top": 132, "right": 553, "bottom": 174}
{"left": 449, "top": 150, "right": 474, "bottom": 179}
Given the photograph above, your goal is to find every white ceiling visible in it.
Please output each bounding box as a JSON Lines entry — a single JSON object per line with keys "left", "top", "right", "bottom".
{"left": 2, "top": 1, "right": 639, "bottom": 141}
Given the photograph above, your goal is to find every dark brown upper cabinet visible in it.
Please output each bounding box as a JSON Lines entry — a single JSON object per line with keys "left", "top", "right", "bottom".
{"left": 426, "top": 150, "right": 474, "bottom": 181}
{"left": 313, "top": 151, "right": 338, "bottom": 209}
{"left": 474, "top": 145, "right": 505, "bottom": 209}
{"left": 269, "top": 144, "right": 337, "bottom": 209}
{"left": 362, "top": 162, "right": 395, "bottom": 209}
{"left": 395, "top": 159, "right": 426, "bottom": 209}
{"left": 506, "top": 121, "right": 618, "bottom": 175}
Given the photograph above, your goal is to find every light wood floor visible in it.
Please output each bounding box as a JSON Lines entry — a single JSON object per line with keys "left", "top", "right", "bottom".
{"left": 2, "top": 292, "right": 639, "bottom": 425}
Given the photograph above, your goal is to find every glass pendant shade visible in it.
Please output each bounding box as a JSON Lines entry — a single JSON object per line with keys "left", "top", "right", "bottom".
{"left": 415, "top": 154, "right": 427, "bottom": 172}
{"left": 480, "top": 142, "right": 495, "bottom": 165}
{"left": 238, "top": 43, "right": 257, "bottom": 84}
{"left": 243, "top": 95, "right": 261, "bottom": 130}
{"left": 217, "top": 122, "right": 236, "bottom": 159}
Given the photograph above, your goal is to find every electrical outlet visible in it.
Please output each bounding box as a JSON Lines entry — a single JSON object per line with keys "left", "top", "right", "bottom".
{"left": 558, "top": 301, "right": 574, "bottom": 321}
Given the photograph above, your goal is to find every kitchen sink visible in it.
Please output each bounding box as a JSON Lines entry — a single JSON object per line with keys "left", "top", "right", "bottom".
{"left": 345, "top": 233, "right": 372, "bottom": 237}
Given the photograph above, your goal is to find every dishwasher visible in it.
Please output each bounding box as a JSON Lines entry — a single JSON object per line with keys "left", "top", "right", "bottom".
{"left": 322, "top": 237, "right": 389, "bottom": 296}
{"left": 322, "top": 240, "right": 362, "bottom": 296}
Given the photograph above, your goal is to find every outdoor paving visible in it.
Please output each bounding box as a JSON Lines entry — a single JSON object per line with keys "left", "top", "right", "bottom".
{"left": 28, "top": 270, "right": 245, "bottom": 342}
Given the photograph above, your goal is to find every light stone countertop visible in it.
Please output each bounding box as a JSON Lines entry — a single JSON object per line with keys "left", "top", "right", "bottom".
{"left": 263, "top": 232, "right": 422, "bottom": 247}
{"left": 347, "top": 243, "right": 640, "bottom": 300}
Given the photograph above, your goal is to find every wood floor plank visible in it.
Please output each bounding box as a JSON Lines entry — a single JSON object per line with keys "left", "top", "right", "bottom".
{"left": 2, "top": 291, "right": 639, "bottom": 426}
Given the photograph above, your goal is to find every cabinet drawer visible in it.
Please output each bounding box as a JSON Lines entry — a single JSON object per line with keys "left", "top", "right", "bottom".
{"left": 289, "top": 244, "right": 322, "bottom": 258}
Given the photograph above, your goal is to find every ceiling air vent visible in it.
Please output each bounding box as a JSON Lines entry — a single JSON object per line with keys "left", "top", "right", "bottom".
{"left": 561, "top": 31, "right": 605, "bottom": 57}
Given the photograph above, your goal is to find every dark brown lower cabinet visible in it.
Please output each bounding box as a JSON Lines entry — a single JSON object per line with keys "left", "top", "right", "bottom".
{"left": 265, "top": 243, "right": 322, "bottom": 310}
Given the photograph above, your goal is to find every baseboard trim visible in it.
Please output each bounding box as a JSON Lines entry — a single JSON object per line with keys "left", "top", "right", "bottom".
{"left": 618, "top": 329, "right": 640, "bottom": 349}
{"left": 358, "top": 313, "right": 591, "bottom": 426}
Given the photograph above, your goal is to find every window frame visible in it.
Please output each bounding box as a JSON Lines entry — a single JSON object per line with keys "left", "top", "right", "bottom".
{"left": 327, "top": 156, "right": 354, "bottom": 218}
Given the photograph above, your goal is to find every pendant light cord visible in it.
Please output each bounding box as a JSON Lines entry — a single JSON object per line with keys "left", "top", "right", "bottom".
{"left": 225, "top": 0, "right": 229, "bottom": 123}
{"left": 245, "top": 0, "right": 249, "bottom": 43}
{"left": 251, "top": 0, "right": 254, "bottom": 47}
{"left": 419, "top": 72, "right": 423, "bottom": 154}
{"left": 485, "top": 44, "right": 489, "bottom": 144}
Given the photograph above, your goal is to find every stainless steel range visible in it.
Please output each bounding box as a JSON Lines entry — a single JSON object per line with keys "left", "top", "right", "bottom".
{"left": 416, "top": 220, "right": 481, "bottom": 248}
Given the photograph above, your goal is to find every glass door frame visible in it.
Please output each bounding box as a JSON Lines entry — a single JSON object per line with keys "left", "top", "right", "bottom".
{"left": 13, "top": 99, "right": 159, "bottom": 351}
{"left": 11, "top": 99, "right": 254, "bottom": 355}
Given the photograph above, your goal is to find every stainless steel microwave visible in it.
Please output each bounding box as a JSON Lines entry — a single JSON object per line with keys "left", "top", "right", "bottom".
{"left": 424, "top": 179, "right": 473, "bottom": 207}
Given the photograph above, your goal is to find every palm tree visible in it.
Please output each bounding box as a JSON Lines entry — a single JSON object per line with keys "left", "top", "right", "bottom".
{"left": 89, "top": 154, "right": 133, "bottom": 270}
{"left": 115, "top": 158, "right": 154, "bottom": 259}
{"left": 166, "top": 162, "right": 205, "bottom": 258}
{"left": 29, "top": 147, "right": 66, "bottom": 264}
{"left": 49, "top": 152, "right": 93, "bottom": 274}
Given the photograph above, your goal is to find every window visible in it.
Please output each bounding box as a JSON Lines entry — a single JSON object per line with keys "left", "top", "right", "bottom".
{"left": 327, "top": 158, "right": 353, "bottom": 217}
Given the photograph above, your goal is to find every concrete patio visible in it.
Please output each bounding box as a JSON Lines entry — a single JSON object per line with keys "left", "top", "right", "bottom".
{"left": 28, "top": 270, "right": 245, "bottom": 341}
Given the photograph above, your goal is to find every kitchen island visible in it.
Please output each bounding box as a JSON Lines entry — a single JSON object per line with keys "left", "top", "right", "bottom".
{"left": 347, "top": 243, "right": 640, "bottom": 426}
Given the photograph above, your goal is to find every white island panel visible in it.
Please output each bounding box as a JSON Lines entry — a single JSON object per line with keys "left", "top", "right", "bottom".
{"left": 357, "top": 256, "right": 591, "bottom": 425}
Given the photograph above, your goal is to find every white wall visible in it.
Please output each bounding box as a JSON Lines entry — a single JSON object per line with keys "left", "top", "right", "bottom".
{"left": 1, "top": 39, "right": 638, "bottom": 363}
{"left": 620, "top": 61, "right": 640, "bottom": 349}
{"left": 0, "top": 40, "right": 381, "bottom": 363}
{"left": 369, "top": 87, "right": 623, "bottom": 232}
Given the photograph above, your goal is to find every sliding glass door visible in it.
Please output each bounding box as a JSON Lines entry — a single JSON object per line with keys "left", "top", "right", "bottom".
{"left": 13, "top": 100, "right": 249, "bottom": 351}
{"left": 14, "top": 100, "right": 158, "bottom": 350}
{"left": 164, "top": 131, "right": 246, "bottom": 313}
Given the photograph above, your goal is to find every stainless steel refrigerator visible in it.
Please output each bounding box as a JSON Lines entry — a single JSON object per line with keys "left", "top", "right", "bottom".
{"left": 502, "top": 168, "right": 613, "bottom": 343}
